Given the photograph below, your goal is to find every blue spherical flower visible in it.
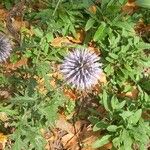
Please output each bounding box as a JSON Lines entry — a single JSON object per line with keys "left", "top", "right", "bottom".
{"left": 60, "top": 48, "right": 102, "bottom": 90}
{"left": 0, "top": 33, "right": 12, "bottom": 62}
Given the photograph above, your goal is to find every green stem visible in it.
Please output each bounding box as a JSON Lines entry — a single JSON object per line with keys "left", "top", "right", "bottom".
{"left": 53, "top": 0, "right": 62, "bottom": 16}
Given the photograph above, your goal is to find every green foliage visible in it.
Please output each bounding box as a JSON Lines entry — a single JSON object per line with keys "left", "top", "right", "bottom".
{"left": 136, "top": 0, "right": 150, "bottom": 9}
{"left": 89, "top": 94, "right": 150, "bottom": 149}
{"left": 0, "top": 0, "right": 150, "bottom": 149}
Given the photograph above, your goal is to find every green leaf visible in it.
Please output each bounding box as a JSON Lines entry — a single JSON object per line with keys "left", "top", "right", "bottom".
{"left": 136, "top": 42, "right": 150, "bottom": 49}
{"left": 85, "top": 18, "right": 95, "bottom": 31}
{"left": 114, "top": 21, "right": 135, "bottom": 32}
{"left": 93, "top": 121, "right": 108, "bottom": 131}
{"left": 111, "top": 96, "right": 119, "bottom": 110}
{"left": 104, "top": 64, "right": 114, "bottom": 75}
{"left": 128, "top": 109, "right": 142, "bottom": 125}
{"left": 108, "top": 53, "right": 118, "bottom": 59}
{"left": 92, "top": 135, "right": 111, "bottom": 148}
{"left": 93, "top": 22, "right": 106, "bottom": 41}
{"left": 118, "top": 100, "right": 126, "bottom": 109}
{"left": 45, "top": 33, "right": 54, "bottom": 42}
{"left": 89, "top": 116, "right": 100, "bottom": 125}
{"left": 102, "top": 90, "right": 111, "bottom": 112}
{"left": 121, "top": 129, "right": 132, "bottom": 150}
{"left": 107, "top": 125, "right": 118, "bottom": 132}
{"left": 113, "top": 137, "right": 121, "bottom": 148}
{"left": 32, "top": 27, "right": 43, "bottom": 38}
{"left": 105, "top": 57, "right": 115, "bottom": 63}
{"left": 0, "top": 105, "right": 17, "bottom": 116}
{"left": 136, "top": 0, "right": 150, "bottom": 8}
{"left": 120, "top": 111, "right": 133, "bottom": 120}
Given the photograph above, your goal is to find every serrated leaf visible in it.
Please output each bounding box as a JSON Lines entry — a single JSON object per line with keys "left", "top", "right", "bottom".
{"left": 92, "top": 135, "right": 111, "bottom": 148}
{"left": 85, "top": 18, "right": 95, "bottom": 31}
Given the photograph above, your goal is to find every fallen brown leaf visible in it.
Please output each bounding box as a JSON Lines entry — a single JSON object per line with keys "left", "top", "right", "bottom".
{"left": 88, "top": 46, "right": 101, "bottom": 55}
{"left": 122, "top": 1, "right": 139, "bottom": 14}
{"left": 63, "top": 88, "right": 78, "bottom": 100}
{"left": 0, "top": 8, "right": 8, "bottom": 21}
{"left": 99, "top": 72, "right": 107, "bottom": 84}
{"left": 5, "top": 57, "right": 28, "bottom": 71}
{"left": 119, "top": 86, "right": 139, "bottom": 99}
{"left": 0, "top": 90, "right": 10, "bottom": 99}
{"left": 50, "top": 37, "right": 72, "bottom": 48}
{"left": 88, "top": 5, "right": 97, "bottom": 14}
{"left": 11, "top": 19, "right": 29, "bottom": 32}
{"left": 61, "top": 133, "right": 75, "bottom": 147}
{"left": 0, "top": 112, "right": 9, "bottom": 122}
{"left": 67, "top": 29, "right": 85, "bottom": 44}
{"left": 0, "top": 133, "right": 7, "bottom": 150}
{"left": 135, "top": 21, "right": 150, "bottom": 37}
{"left": 55, "top": 115, "right": 74, "bottom": 134}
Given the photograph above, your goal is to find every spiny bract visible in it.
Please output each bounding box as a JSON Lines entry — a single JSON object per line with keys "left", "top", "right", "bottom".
{"left": 0, "top": 33, "right": 12, "bottom": 62}
{"left": 60, "top": 48, "right": 102, "bottom": 90}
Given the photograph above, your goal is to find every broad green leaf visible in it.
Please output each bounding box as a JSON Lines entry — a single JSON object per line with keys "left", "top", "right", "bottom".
{"left": 111, "top": 96, "right": 118, "bottom": 110}
{"left": 108, "top": 53, "right": 118, "bottom": 59}
{"left": 105, "top": 57, "right": 115, "bottom": 63}
{"left": 85, "top": 18, "right": 95, "bottom": 31}
{"left": 12, "top": 138, "right": 24, "bottom": 150}
{"left": 114, "top": 21, "right": 135, "bottom": 32}
{"left": 136, "top": 42, "right": 150, "bottom": 49}
{"left": 101, "top": 0, "right": 110, "bottom": 9}
{"left": 93, "top": 121, "right": 108, "bottom": 131}
{"left": 32, "top": 27, "right": 43, "bottom": 38}
{"left": 118, "top": 100, "right": 126, "bottom": 109}
{"left": 124, "top": 64, "right": 132, "bottom": 72}
{"left": 92, "top": 135, "right": 111, "bottom": 148}
{"left": 45, "top": 33, "right": 54, "bottom": 42}
{"left": 122, "top": 129, "right": 132, "bottom": 150}
{"left": 93, "top": 22, "right": 106, "bottom": 41}
{"left": 120, "top": 111, "right": 133, "bottom": 120}
{"left": 107, "top": 125, "right": 118, "bottom": 132}
{"left": 128, "top": 109, "right": 142, "bottom": 125}
{"left": 113, "top": 137, "right": 121, "bottom": 148}
{"left": 102, "top": 90, "right": 111, "bottom": 112}
{"left": 104, "top": 64, "right": 114, "bottom": 75}
{"left": 88, "top": 116, "right": 100, "bottom": 125}
{"left": 136, "top": 0, "right": 150, "bottom": 8}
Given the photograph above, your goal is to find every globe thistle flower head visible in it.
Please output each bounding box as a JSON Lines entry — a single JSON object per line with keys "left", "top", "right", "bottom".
{"left": 60, "top": 48, "right": 102, "bottom": 90}
{"left": 0, "top": 33, "right": 12, "bottom": 62}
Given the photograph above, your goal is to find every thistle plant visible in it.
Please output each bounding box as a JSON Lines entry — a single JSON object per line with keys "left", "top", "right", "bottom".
{"left": 60, "top": 48, "right": 102, "bottom": 90}
{"left": 0, "top": 33, "right": 12, "bottom": 62}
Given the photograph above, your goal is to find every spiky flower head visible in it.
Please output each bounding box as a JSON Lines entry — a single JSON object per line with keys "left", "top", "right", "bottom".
{"left": 60, "top": 48, "right": 102, "bottom": 90}
{"left": 0, "top": 33, "right": 12, "bottom": 62}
